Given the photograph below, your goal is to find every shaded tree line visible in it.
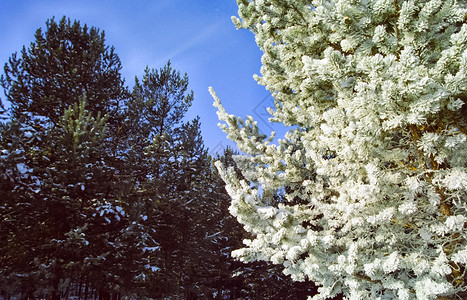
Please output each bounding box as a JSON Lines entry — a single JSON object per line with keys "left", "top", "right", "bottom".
{"left": 0, "top": 17, "right": 320, "bottom": 299}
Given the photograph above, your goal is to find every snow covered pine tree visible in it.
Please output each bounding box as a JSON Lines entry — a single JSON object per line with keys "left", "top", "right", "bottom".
{"left": 210, "top": 0, "right": 467, "bottom": 299}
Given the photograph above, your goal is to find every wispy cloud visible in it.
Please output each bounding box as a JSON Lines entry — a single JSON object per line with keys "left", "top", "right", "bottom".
{"left": 154, "top": 22, "right": 222, "bottom": 66}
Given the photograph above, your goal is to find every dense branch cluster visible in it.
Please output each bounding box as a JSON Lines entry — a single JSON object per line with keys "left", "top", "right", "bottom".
{"left": 212, "top": 0, "right": 467, "bottom": 299}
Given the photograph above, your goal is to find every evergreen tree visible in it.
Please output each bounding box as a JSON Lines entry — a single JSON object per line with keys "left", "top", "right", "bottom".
{"left": 0, "top": 118, "right": 43, "bottom": 298}
{"left": 212, "top": 147, "right": 330, "bottom": 300}
{"left": 1, "top": 16, "right": 126, "bottom": 130}
{"left": 0, "top": 100, "right": 5, "bottom": 120}
{"left": 0, "top": 99, "right": 124, "bottom": 298}
{"left": 211, "top": 0, "right": 467, "bottom": 299}
{"left": 0, "top": 17, "right": 136, "bottom": 298}
{"left": 120, "top": 62, "right": 193, "bottom": 198}
{"left": 119, "top": 63, "right": 206, "bottom": 298}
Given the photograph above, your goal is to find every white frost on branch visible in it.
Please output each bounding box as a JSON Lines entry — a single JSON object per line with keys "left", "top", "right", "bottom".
{"left": 211, "top": 0, "right": 467, "bottom": 299}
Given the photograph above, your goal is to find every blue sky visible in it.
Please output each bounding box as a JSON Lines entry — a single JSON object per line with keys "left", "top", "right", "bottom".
{"left": 0, "top": 0, "right": 281, "bottom": 153}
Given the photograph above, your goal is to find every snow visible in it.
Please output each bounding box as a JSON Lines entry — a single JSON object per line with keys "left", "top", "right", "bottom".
{"left": 16, "top": 163, "right": 30, "bottom": 174}
{"left": 144, "top": 264, "right": 160, "bottom": 272}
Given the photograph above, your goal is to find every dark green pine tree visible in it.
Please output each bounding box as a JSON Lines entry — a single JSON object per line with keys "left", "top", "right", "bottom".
{"left": 0, "top": 100, "right": 5, "bottom": 120}
{"left": 148, "top": 118, "right": 213, "bottom": 298}
{"left": 119, "top": 63, "right": 249, "bottom": 299}
{"left": 119, "top": 61, "right": 193, "bottom": 195}
{"left": 1, "top": 16, "right": 126, "bottom": 131}
{"left": 118, "top": 62, "right": 198, "bottom": 297}
{"left": 0, "top": 17, "right": 140, "bottom": 299}
{"left": 201, "top": 147, "right": 249, "bottom": 299}
{"left": 30, "top": 100, "right": 114, "bottom": 296}
{"left": 47, "top": 100, "right": 147, "bottom": 298}
{"left": 1, "top": 100, "right": 109, "bottom": 297}
{"left": 0, "top": 118, "right": 44, "bottom": 298}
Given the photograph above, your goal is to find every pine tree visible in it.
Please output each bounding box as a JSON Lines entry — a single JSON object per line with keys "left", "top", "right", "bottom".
{"left": 212, "top": 147, "right": 331, "bottom": 300}
{"left": 120, "top": 62, "right": 193, "bottom": 198}
{"left": 119, "top": 62, "right": 207, "bottom": 297}
{"left": 211, "top": 0, "right": 467, "bottom": 299}
{"left": 0, "top": 17, "right": 134, "bottom": 298}
{"left": 1, "top": 16, "right": 126, "bottom": 130}
{"left": 0, "top": 100, "right": 5, "bottom": 120}
{"left": 0, "top": 99, "right": 120, "bottom": 297}
{"left": 0, "top": 118, "right": 42, "bottom": 298}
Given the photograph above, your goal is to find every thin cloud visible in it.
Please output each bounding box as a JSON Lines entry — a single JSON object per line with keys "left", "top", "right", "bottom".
{"left": 153, "top": 22, "right": 223, "bottom": 67}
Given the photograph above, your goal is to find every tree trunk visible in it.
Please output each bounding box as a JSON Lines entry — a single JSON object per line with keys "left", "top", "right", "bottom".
{"left": 99, "top": 290, "right": 110, "bottom": 300}
{"left": 84, "top": 282, "right": 89, "bottom": 300}
{"left": 78, "top": 280, "right": 83, "bottom": 300}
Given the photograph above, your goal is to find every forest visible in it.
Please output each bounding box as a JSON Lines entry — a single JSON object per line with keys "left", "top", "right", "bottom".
{"left": 0, "top": 17, "right": 322, "bottom": 300}
{"left": 2, "top": 0, "right": 467, "bottom": 299}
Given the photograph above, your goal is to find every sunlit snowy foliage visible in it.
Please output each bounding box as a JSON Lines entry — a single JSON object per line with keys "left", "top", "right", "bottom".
{"left": 212, "top": 0, "right": 467, "bottom": 299}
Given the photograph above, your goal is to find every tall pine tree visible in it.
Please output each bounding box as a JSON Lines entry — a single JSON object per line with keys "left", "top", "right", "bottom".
{"left": 0, "top": 17, "right": 133, "bottom": 298}
{"left": 1, "top": 16, "right": 126, "bottom": 129}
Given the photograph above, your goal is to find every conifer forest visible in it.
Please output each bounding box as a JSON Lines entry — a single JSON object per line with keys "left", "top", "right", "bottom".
{"left": 1, "top": 1, "right": 467, "bottom": 300}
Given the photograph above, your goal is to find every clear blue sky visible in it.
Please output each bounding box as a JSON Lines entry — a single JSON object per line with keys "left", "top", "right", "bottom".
{"left": 0, "top": 0, "right": 282, "bottom": 154}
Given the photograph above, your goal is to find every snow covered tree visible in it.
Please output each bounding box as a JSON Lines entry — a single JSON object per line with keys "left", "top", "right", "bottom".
{"left": 211, "top": 0, "right": 467, "bottom": 299}
{"left": 211, "top": 147, "right": 322, "bottom": 299}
